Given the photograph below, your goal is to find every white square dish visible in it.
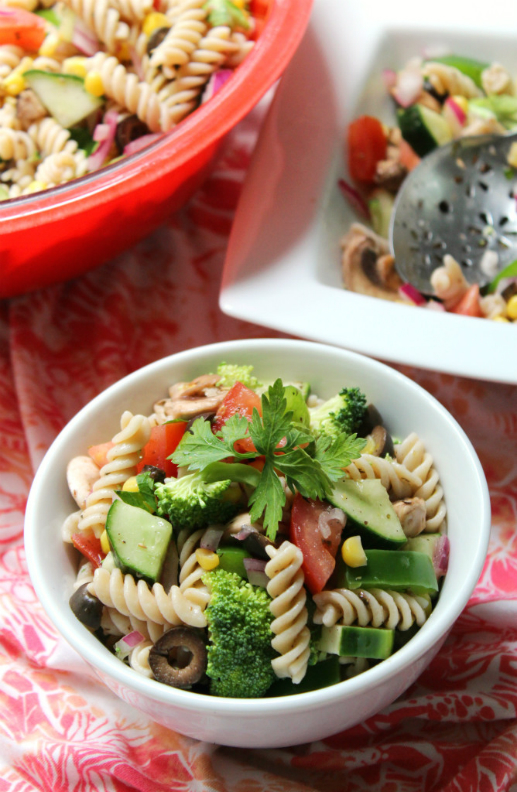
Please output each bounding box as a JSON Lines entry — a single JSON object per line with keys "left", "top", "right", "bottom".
{"left": 219, "top": 0, "right": 517, "bottom": 383}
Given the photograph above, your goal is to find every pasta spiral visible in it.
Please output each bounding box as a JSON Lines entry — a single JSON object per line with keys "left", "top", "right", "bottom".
{"left": 149, "top": 0, "right": 208, "bottom": 70}
{"left": 28, "top": 118, "right": 78, "bottom": 157}
{"left": 129, "top": 640, "right": 153, "bottom": 677}
{"left": 265, "top": 541, "right": 311, "bottom": 684}
{"left": 394, "top": 433, "right": 447, "bottom": 532}
{"left": 0, "top": 46, "right": 24, "bottom": 79}
{"left": 0, "top": 128, "right": 36, "bottom": 161}
{"left": 76, "top": 411, "right": 151, "bottom": 538}
{"left": 313, "top": 587, "right": 429, "bottom": 631}
{"left": 35, "top": 150, "right": 88, "bottom": 186}
{"left": 110, "top": 0, "right": 153, "bottom": 23}
{"left": 422, "top": 62, "right": 482, "bottom": 99}
{"left": 344, "top": 453, "right": 422, "bottom": 499}
{"left": 89, "top": 566, "right": 208, "bottom": 632}
{"left": 177, "top": 527, "right": 210, "bottom": 610}
{"left": 62, "top": 0, "right": 130, "bottom": 52}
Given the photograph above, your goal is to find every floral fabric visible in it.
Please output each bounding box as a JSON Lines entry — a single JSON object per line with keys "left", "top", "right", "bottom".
{"left": 0, "top": 97, "right": 516, "bottom": 792}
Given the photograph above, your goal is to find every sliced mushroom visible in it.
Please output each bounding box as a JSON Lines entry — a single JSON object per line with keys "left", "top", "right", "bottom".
{"left": 365, "top": 425, "right": 395, "bottom": 458}
{"left": 341, "top": 223, "right": 403, "bottom": 301}
{"left": 69, "top": 583, "right": 103, "bottom": 630}
{"left": 67, "top": 455, "right": 101, "bottom": 509}
{"left": 169, "top": 374, "right": 222, "bottom": 401}
{"left": 374, "top": 158, "right": 407, "bottom": 192}
{"left": 392, "top": 497, "right": 427, "bottom": 538}
{"left": 149, "top": 627, "right": 207, "bottom": 688}
{"left": 154, "top": 374, "right": 228, "bottom": 423}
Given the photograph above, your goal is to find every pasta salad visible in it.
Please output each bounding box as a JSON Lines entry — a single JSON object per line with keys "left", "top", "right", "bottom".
{"left": 0, "top": 0, "right": 256, "bottom": 199}
{"left": 342, "top": 53, "right": 517, "bottom": 323}
{"left": 64, "top": 362, "right": 449, "bottom": 698}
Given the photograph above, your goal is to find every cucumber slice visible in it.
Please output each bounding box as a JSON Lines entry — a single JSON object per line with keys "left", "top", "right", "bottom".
{"left": 397, "top": 104, "right": 452, "bottom": 158}
{"left": 106, "top": 499, "right": 172, "bottom": 583}
{"left": 428, "top": 55, "right": 489, "bottom": 89}
{"left": 328, "top": 479, "right": 406, "bottom": 549}
{"left": 319, "top": 625, "right": 394, "bottom": 660}
{"left": 24, "top": 70, "right": 104, "bottom": 129}
{"left": 268, "top": 656, "right": 341, "bottom": 696}
{"left": 368, "top": 188, "right": 394, "bottom": 239}
{"left": 343, "top": 549, "right": 439, "bottom": 595}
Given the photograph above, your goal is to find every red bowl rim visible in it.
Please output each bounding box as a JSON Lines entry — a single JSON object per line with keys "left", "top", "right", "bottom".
{"left": 0, "top": 0, "right": 313, "bottom": 224}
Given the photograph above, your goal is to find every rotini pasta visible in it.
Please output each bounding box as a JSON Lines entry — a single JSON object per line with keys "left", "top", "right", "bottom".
{"left": 313, "top": 587, "right": 429, "bottom": 631}
{"left": 177, "top": 527, "right": 210, "bottom": 610}
{"left": 422, "top": 61, "right": 482, "bottom": 99}
{"left": 394, "top": 433, "right": 447, "bottom": 532}
{"left": 148, "top": 0, "right": 208, "bottom": 70}
{"left": 62, "top": 0, "right": 130, "bottom": 52}
{"left": 344, "top": 453, "right": 422, "bottom": 499}
{"left": 265, "top": 541, "right": 311, "bottom": 684}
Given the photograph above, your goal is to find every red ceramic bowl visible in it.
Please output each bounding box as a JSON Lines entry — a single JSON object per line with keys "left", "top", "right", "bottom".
{"left": 1, "top": 0, "right": 313, "bottom": 299}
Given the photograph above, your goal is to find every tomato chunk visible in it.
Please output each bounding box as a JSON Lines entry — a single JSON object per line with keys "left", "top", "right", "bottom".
{"left": 449, "top": 284, "right": 483, "bottom": 317}
{"left": 136, "top": 421, "right": 187, "bottom": 478}
{"left": 290, "top": 493, "right": 345, "bottom": 594}
{"left": 0, "top": 8, "right": 46, "bottom": 50}
{"left": 212, "top": 382, "right": 262, "bottom": 454}
{"left": 348, "top": 115, "right": 387, "bottom": 183}
{"left": 88, "top": 441, "right": 114, "bottom": 469}
{"left": 71, "top": 533, "right": 105, "bottom": 569}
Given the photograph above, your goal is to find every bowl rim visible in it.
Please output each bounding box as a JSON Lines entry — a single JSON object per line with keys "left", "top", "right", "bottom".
{"left": 0, "top": 0, "right": 314, "bottom": 223}
{"left": 25, "top": 338, "right": 491, "bottom": 715}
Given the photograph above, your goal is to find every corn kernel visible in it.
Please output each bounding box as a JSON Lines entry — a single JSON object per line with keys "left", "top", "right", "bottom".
{"left": 341, "top": 535, "right": 367, "bottom": 568}
{"left": 143, "top": 11, "right": 170, "bottom": 37}
{"left": 4, "top": 72, "right": 26, "bottom": 96}
{"left": 84, "top": 71, "right": 104, "bottom": 98}
{"left": 493, "top": 315, "right": 509, "bottom": 323}
{"left": 195, "top": 548, "right": 220, "bottom": 571}
{"left": 100, "top": 530, "right": 110, "bottom": 554}
{"left": 63, "top": 56, "right": 88, "bottom": 78}
{"left": 122, "top": 476, "right": 139, "bottom": 492}
{"left": 116, "top": 42, "right": 131, "bottom": 62}
{"left": 25, "top": 180, "right": 47, "bottom": 193}
{"left": 507, "top": 294, "right": 517, "bottom": 320}
{"left": 451, "top": 95, "right": 469, "bottom": 115}
{"left": 507, "top": 142, "right": 517, "bottom": 169}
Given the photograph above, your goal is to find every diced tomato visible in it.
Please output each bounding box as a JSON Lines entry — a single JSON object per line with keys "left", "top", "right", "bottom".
{"left": 398, "top": 139, "right": 421, "bottom": 172}
{"left": 212, "top": 382, "right": 262, "bottom": 454}
{"left": 71, "top": 533, "right": 105, "bottom": 569}
{"left": 290, "top": 493, "right": 344, "bottom": 595}
{"left": 347, "top": 115, "right": 387, "bottom": 183}
{"left": 450, "top": 284, "right": 483, "bottom": 317}
{"left": 249, "top": 0, "right": 271, "bottom": 39}
{"left": 0, "top": 8, "right": 46, "bottom": 50}
{"left": 88, "top": 441, "right": 114, "bottom": 469}
{"left": 136, "top": 421, "right": 187, "bottom": 478}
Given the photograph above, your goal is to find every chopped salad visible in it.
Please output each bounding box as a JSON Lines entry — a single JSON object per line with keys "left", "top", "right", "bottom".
{"left": 342, "top": 53, "right": 517, "bottom": 322}
{"left": 65, "top": 362, "right": 448, "bottom": 698}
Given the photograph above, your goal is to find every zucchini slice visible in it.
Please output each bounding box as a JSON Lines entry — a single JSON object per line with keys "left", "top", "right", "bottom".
{"left": 24, "top": 70, "right": 104, "bottom": 129}
{"left": 397, "top": 104, "right": 452, "bottom": 158}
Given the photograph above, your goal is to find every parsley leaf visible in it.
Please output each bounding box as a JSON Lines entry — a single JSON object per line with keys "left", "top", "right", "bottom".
{"left": 249, "top": 379, "right": 291, "bottom": 455}
{"left": 248, "top": 458, "right": 285, "bottom": 535}
{"left": 116, "top": 470, "right": 156, "bottom": 512}
{"left": 273, "top": 448, "right": 332, "bottom": 501}
{"left": 314, "top": 433, "right": 366, "bottom": 481}
{"left": 171, "top": 415, "right": 254, "bottom": 470}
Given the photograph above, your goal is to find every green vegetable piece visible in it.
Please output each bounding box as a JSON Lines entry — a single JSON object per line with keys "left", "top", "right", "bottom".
{"left": 368, "top": 188, "right": 394, "bottom": 239}
{"left": 203, "top": 568, "right": 276, "bottom": 697}
{"left": 35, "top": 8, "right": 60, "bottom": 25}
{"left": 328, "top": 478, "right": 406, "bottom": 548}
{"left": 268, "top": 656, "right": 341, "bottom": 696}
{"left": 309, "top": 386, "right": 367, "bottom": 438}
{"left": 24, "top": 70, "right": 104, "bottom": 129}
{"left": 216, "top": 545, "right": 251, "bottom": 578}
{"left": 283, "top": 384, "right": 310, "bottom": 427}
{"left": 487, "top": 258, "right": 517, "bottom": 293}
{"left": 343, "top": 549, "right": 439, "bottom": 595}
{"left": 429, "top": 55, "right": 489, "bottom": 89}
{"left": 216, "top": 361, "right": 260, "bottom": 390}
{"left": 106, "top": 499, "right": 172, "bottom": 583}
{"left": 397, "top": 104, "right": 452, "bottom": 158}
{"left": 469, "top": 95, "right": 517, "bottom": 130}
{"left": 319, "top": 625, "right": 394, "bottom": 660}
{"left": 68, "top": 126, "right": 98, "bottom": 156}
{"left": 403, "top": 533, "right": 443, "bottom": 560}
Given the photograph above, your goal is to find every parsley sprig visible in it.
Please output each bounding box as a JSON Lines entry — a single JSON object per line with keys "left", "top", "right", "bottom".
{"left": 171, "top": 379, "right": 365, "bottom": 540}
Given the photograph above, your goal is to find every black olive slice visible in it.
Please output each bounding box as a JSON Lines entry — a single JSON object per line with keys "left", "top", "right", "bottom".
{"left": 69, "top": 583, "right": 103, "bottom": 630}
{"left": 146, "top": 26, "right": 169, "bottom": 55}
{"left": 142, "top": 464, "right": 166, "bottom": 484}
{"left": 115, "top": 114, "right": 150, "bottom": 151}
{"left": 358, "top": 403, "right": 384, "bottom": 437}
{"left": 185, "top": 411, "right": 216, "bottom": 433}
{"left": 149, "top": 627, "right": 207, "bottom": 688}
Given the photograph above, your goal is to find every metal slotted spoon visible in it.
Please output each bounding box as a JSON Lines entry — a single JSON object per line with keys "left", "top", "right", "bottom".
{"left": 389, "top": 132, "right": 517, "bottom": 294}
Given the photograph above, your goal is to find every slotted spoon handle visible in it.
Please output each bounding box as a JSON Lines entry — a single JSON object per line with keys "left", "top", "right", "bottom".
{"left": 389, "top": 131, "right": 517, "bottom": 294}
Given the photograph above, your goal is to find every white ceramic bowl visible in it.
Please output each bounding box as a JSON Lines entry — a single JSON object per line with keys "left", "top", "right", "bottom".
{"left": 25, "top": 339, "right": 490, "bottom": 748}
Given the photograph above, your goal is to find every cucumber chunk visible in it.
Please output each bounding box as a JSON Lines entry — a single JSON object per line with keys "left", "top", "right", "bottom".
{"left": 342, "top": 549, "right": 439, "bottom": 595}
{"left": 319, "top": 625, "right": 394, "bottom": 660}
{"left": 24, "top": 70, "right": 104, "bottom": 129}
{"left": 368, "top": 188, "right": 394, "bottom": 239}
{"left": 106, "top": 499, "right": 172, "bottom": 583}
{"left": 328, "top": 479, "right": 406, "bottom": 548}
{"left": 268, "top": 656, "right": 341, "bottom": 696}
{"left": 397, "top": 104, "right": 452, "bottom": 158}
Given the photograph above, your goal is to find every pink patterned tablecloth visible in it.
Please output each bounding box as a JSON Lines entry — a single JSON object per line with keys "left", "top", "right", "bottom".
{"left": 1, "top": 97, "right": 517, "bottom": 792}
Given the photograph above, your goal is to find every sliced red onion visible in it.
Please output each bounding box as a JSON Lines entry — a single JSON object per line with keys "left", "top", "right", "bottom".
{"left": 233, "top": 525, "right": 257, "bottom": 542}
{"left": 426, "top": 300, "right": 446, "bottom": 312}
{"left": 432, "top": 535, "right": 450, "bottom": 578}
{"left": 130, "top": 47, "right": 145, "bottom": 81}
{"left": 200, "top": 526, "right": 224, "bottom": 551}
{"left": 123, "top": 133, "right": 163, "bottom": 157}
{"left": 445, "top": 96, "right": 466, "bottom": 126}
{"left": 495, "top": 276, "right": 517, "bottom": 295}
{"left": 114, "top": 630, "right": 145, "bottom": 659}
{"left": 399, "top": 283, "right": 427, "bottom": 306}
{"left": 382, "top": 69, "right": 397, "bottom": 90}
{"left": 338, "top": 178, "right": 370, "bottom": 219}
{"left": 443, "top": 97, "right": 466, "bottom": 138}
{"left": 243, "top": 558, "right": 269, "bottom": 588}
{"left": 392, "top": 68, "right": 423, "bottom": 108}
{"left": 318, "top": 508, "right": 346, "bottom": 540}
{"left": 202, "top": 69, "right": 233, "bottom": 104}
{"left": 87, "top": 111, "right": 118, "bottom": 172}
{"left": 71, "top": 17, "right": 99, "bottom": 55}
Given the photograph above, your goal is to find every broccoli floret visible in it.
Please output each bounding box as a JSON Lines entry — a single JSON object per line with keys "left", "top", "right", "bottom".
{"left": 202, "top": 568, "right": 276, "bottom": 698}
{"left": 309, "top": 387, "right": 367, "bottom": 438}
{"left": 216, "top": 361, "right": 261, "bottom": 390}
{"left": 154, "top": 466, "right": 241, "bottom": 530}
